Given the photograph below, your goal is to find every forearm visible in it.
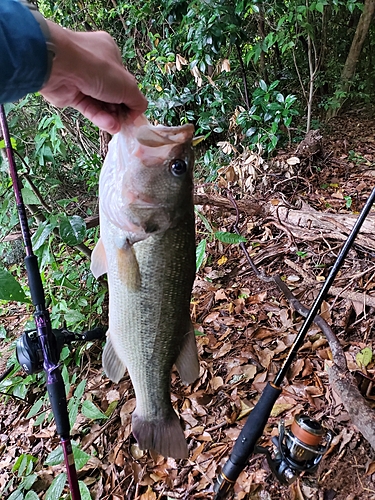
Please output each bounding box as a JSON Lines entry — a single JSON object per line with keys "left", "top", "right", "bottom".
{"left": 0, "top": 0, "right": 48, "bottom": 103}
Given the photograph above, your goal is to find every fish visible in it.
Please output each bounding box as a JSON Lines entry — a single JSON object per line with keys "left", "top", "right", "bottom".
{"left": 90, "top": 114, "right": 199, "bottom": 459}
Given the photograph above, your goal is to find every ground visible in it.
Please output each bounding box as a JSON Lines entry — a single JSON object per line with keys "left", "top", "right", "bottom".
{"left": 0, "top": 112, "right": 375, "bottom": 500}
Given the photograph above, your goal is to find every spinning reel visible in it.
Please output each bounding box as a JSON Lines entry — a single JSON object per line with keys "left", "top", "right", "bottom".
{"left": 16, "top": 327, "right": 106, "bottom": 375}
{"left": 258, "top": 414, "right": 333, "bottom": 485}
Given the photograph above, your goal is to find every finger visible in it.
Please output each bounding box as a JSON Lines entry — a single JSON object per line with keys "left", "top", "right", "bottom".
{"left": 73, "top": 95, "right": 122, "bottom": 133}
{"left": 83, "top": 68, "right": 148, "bottom": 114}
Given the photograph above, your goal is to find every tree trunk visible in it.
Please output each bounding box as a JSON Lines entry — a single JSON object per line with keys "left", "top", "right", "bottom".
{"left": 327, "top": 0, "right": 375, "bottom": 119}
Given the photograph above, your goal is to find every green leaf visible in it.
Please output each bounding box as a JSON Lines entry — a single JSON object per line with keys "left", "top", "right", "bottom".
{"left": 81, "top": 400, "right": 108, "bottom": 420}
{"left": 45, "top": 446, "right": 64, "bottom": 466}
{"left": 20, "top": 473, "right": 37, "bottom": 491}
{"left": 0, "top": 325, "right": 7, "bottom": 338}
{"left": 196, "top": 239, "right": 206, "bottom": 271}
{"left": 21, "top": 187, "right": 40, "bottom": 205}
{"left": 8, "top": 490, "right": 24, "bottom": 500}
{"left": 32, "top": 219, "right": 57, "bottom": 251}
{"left": 26, "top": 398, "right": 44, "bottom": 419}
{"left": 59, "top": 215, "right": 86, "bottom": 246}
{"left": 72, "top": 445, "right": 91, "bottom": 470}
{"left": 214, "top": 231, "right": 247, "bottom": 244}
{"left": 0, "top": 137, "right": 17, "bottom": 149}
{"left": 0, "top": 268, "right": 30, "bottom": 304}
{"left": 195, "top": 208, "right": 213, "bottom": 232}
{"left": 64, "top": 308, "right": 86, "bottom": 326}
{"left": 259, "top": 79, "right": 268, "bottom": 91}
{"left": 356, "top": 347, "right": 373, "bottom": 368}
{"left": 79, "top": 480, "right": 92, "bottom": 500}
{"left": 24, "top": 492, "right": 39, "bottom": 500}
{"left": 45, "top": 473, "right": 66, "bottom": 500}
{"left": 74, "top": 379, "right": 87, "bottom": 401}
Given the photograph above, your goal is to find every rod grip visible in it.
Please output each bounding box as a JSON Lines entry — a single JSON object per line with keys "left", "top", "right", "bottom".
{"left": 25, "top": 255, "right": 45, "bottom": 307}
{"left": 82, "top": 327, "right": 106, "bottom": 341}
{"left": 47, "top": 370, "right": 70, "bottom": 438}
{"left": 222, "top": 382, "right": 282, "bottom": 480}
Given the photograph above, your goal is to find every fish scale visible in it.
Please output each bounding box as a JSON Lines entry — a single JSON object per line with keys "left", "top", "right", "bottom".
{"left": 91, "top": 115, "right": 199, "bottom": 458}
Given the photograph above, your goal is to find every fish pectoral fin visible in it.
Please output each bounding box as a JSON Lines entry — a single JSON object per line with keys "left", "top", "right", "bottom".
{"left": 117, "top": 243, "right": 141, "bottom": 290}
{"left": 102, "top": 334, "right": 126, "bottom": 383}
{"left": 90, "top": 238, "right": 108, "bottom": 278}
{"left": 175, "top": 324, "right": 200, "bottom": 385}
{"left": 132, "top": 410, "right": 188, "bottom": 459}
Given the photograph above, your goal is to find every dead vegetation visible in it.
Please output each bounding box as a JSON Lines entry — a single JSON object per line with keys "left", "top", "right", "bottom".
{"left": 1, "top": 112, "right": 375, "bottom": 499}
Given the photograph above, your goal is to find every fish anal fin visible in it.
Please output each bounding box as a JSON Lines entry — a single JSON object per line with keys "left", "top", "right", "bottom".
{"left": 90, "top": 238, "right": 108, "bottom": 278}
{"left": 175, "top": 325, "right": 200, "bottom": 385}
{"left": 102, "top": 333, "right": 126, "bottom": 383}
{"left": 132, "top": 411, "right": 188, "bottom": 459}
{"left": 117, "top": 244, "right": 141, "bottom": 290}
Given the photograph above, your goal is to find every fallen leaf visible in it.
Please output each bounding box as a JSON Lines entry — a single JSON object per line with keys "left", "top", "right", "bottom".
{"left": 139, "top": 486, "right": 157, "bottom": 500}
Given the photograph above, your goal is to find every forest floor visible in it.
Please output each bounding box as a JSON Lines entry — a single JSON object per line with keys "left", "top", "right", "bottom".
{"left": 0, "top": 111, "right": 375, "bottom": 500}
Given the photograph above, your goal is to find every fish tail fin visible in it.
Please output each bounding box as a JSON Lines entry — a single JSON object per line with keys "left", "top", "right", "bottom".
{"left": 175, "top": 324, "right": 200, "bottom": 385}
{"left": 132, "top": 411, "right": 188, "bottom": 459}
{"left": 102, "top": 333, "right": 126, "bottom": 383}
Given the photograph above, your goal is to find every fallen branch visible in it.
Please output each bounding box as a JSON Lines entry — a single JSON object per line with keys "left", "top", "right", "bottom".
{"left": 285, "top": 258, "right": 375, "bottom": 309}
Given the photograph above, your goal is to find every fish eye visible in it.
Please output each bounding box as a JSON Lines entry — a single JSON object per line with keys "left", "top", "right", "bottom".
{"left": 169, "top": 159, "right": 187, "bottom": 176}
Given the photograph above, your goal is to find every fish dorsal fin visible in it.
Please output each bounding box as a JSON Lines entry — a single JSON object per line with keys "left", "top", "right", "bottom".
{"left": 102, "top": 333, "right": 126, "bottom": 383}
{"left": 90, "top": 238, "right": 108, "bottom": 278}
{"left": 175, "top": 324, "right": 200, "bottom": 385}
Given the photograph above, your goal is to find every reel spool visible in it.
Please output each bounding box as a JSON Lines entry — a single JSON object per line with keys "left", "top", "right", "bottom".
{"left": 260, "top": 414, "right": 333, "bottom": 485}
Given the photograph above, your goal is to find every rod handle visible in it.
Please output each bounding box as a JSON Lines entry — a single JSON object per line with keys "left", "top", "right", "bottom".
{"left": 221, "top": 382, "right": 281, "bottom": 481}
{"left": 47, "top": 369, "right": 70, "bottom": 438}
{"left": 25, "top": 255, "right": 45, "bottom": 307}
{"left": 81, "top": 327, "right": 106, "bottom": 341}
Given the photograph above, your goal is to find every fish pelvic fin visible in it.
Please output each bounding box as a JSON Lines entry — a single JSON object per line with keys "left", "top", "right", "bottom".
{"left": 90, "top": 238, "right": 108, "bottom": 278}
{"left": 132, "top": 410, "right": 188, "bottom": 459}
{"left": 175, "top": 325, "right": 200, "bottom": 385}
{"left": 102, "top": 333, "right": 126, "bottom": 383}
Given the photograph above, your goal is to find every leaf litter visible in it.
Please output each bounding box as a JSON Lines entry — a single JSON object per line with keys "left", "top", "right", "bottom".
{"left": 1, "top": 112, "right": 375, "bottom": 499}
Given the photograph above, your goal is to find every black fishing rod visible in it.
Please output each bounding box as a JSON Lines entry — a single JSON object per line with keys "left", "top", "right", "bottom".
{"left": 0, "top": 104, "right": 105, "bottom": 500}
{"left": 214, "top": 186, "right": 375, "bottom": 498}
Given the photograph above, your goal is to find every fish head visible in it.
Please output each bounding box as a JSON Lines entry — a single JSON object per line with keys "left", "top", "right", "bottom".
{"left": 100, "top": 116, "right": 195, "bottom": 239}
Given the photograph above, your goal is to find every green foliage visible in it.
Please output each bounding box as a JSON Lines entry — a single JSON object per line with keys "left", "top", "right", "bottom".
{"left": 237, "top": 80, "right": 299, "bottom": 153}
{"left": 195, "top": 208, "right": 247, "bottom": 271}
{"left": 5, "top": 454, "right": 38, "bottom": 500}
{"left": 0, "top": 268, "right": 30, "bottom": 303}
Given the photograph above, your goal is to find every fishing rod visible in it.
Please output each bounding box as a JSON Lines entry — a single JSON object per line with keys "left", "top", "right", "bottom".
{"left": 0, "top": 104, "right": 105, "bottom": 500}
{"left": 214, "top": 186, "right": 375, "bottom": 498}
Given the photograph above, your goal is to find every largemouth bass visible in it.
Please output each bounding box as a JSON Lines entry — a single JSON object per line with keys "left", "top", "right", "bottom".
{"left": 90, "top": 115, "right": 199, "bottom": 459}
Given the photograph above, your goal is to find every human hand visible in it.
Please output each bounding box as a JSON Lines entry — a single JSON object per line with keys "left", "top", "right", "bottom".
{"left": 41, "top": 22, "right": 147, "bottom": 134}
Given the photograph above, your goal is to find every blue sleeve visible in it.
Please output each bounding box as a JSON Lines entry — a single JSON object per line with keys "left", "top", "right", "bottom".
{"left": 0, "top": 0, "right": 48, "bottom": 103}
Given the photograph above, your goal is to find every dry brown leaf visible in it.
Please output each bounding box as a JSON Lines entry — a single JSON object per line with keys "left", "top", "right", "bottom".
{"left": 210, "top": 376, "right": 224, "bottom": 390}
{"left": 120, "top": 398, "right": 136, "bottom": 426}
{"left": 289, "top": 358, "right": 305, "bottom": 380}
{"left": 139, "top": 486, "right": 157, "bottom": 500}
